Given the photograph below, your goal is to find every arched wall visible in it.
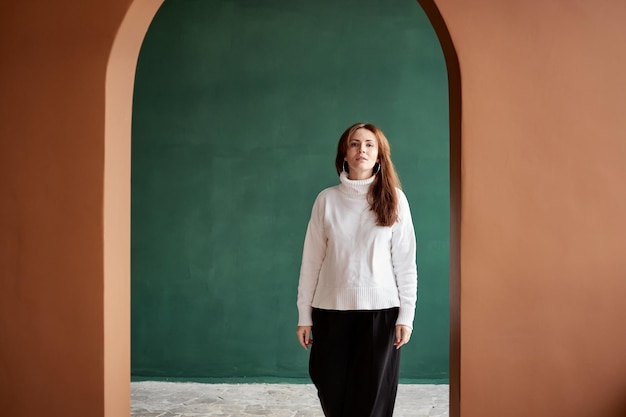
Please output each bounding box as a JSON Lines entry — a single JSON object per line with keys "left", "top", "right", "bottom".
{"left": 105, "top": 2, "right": 165, "bottom": 415}
{"left": 2, "top": 1, "right": 626, "bottom": 417}
{"left": 417, "top": 2, "right": 462, "bottom": 414}
{"left": 434, "top": 1, "right": 626, "bottom": 416}
{"left": 0, "top": 1, "right": 136, "bottom": 416}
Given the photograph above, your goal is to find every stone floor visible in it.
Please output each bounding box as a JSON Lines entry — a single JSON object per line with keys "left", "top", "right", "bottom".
{"left": 131, "top": 381, "right": 449, "bottom": 416}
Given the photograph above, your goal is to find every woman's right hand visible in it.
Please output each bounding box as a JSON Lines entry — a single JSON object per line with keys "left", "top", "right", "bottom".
{"left": 296, "top": 326, "right": 313, "bottom": 350}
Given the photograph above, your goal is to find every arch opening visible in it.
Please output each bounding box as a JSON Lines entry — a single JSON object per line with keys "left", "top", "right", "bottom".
{"left": 104, "top": 0, "right": 461, "bottom": 415}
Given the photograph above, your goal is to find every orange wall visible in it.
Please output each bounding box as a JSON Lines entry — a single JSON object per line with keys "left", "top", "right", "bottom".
{"left": 1, "top": 0, "right": 626, "bottom": 416}
{"left": 434, "top": 0, "right": 626, "bottom": 416}
{"left": 0, "top": 1, "right": 132, "bottom": 416}
{"left": 105, "top": 2, "right": 163, "bottom": 416}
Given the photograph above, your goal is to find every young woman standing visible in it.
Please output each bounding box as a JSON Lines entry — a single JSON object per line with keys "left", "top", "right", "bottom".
{"left": 296, "top": 122, "right": 418, "bottom": 417}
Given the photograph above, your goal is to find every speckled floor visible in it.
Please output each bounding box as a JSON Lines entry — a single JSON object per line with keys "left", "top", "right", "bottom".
{"left": 131, "top": 381, "right": 449, "bottom": 416}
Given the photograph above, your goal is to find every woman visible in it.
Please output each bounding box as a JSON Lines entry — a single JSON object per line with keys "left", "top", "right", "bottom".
{"left": 296, "top": 122, "right": 418, "bottom": 417}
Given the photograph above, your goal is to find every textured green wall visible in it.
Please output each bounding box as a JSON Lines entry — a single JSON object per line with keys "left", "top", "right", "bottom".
{"left": 131, "top": 0, "right": 449, "bottom": 382}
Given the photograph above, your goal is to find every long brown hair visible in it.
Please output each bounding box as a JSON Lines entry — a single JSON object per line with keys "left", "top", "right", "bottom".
{"left": 334, "top": 122, "right": 401, "bottom": 227}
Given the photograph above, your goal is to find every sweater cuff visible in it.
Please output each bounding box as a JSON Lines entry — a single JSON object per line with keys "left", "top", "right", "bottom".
{"left": 298, "top": 307, "right": 313, "bottom": 327}
{"left": 396, "top": 307, "right": 415, "bottom": 329}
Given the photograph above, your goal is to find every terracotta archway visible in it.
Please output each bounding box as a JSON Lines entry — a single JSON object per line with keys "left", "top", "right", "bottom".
{"left": 103, "top": 0, "right": 461, "bottom": 415}
{"left": 4, "top": 0, "right": 625, "bottom": 416}
{"left": 416, "top": 2, "right": 462, "bottom": 414}
{"left": 104, "top": 1, "right": 164, "bottom": 415}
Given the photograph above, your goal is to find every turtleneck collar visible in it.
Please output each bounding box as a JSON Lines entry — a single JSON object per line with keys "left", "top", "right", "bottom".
{"left": 338, "top": 171, "right": 376, "bottom": 195}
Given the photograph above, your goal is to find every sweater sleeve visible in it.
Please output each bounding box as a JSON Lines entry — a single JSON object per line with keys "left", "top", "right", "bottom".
{"left": 296, "top": 193, "right": 327, "bottom": 326}
{"left": 391, "top": 190, "right": 418, "bottom": 328}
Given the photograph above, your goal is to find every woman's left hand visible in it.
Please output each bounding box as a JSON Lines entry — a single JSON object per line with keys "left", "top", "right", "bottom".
{"left": 394, "top": 325, "right": 412, "bottom": 349}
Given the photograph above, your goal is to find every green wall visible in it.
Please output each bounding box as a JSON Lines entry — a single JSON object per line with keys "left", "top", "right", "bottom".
{"left": 131, "top": 0, "right": 449, "bottom": 382}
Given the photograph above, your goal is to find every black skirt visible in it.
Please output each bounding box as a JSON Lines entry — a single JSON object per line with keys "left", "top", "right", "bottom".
{"left": 309, "top": 307, "right": 401, "bottom": 417}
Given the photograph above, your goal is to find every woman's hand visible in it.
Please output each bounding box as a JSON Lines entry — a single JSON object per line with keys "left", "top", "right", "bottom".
{"left": 394, "top": 325, "right": 412, "bottom": 349}
{"left": 296, "top": 326, "right": 313, "bottom": 350}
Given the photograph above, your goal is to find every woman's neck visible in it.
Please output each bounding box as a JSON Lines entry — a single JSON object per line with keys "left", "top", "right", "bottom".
{"left": 348, "top": 168, "right": 373, "bottom": 180}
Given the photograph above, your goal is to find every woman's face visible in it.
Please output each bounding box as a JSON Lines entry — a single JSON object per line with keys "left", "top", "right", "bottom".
{"left": 344, "top": 128, "right": 379, "bottom": 180}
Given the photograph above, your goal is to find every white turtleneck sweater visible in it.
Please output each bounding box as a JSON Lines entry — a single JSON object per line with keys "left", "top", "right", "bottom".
{"left": 297, "top": 171, "right": 418, "bottom": 328}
